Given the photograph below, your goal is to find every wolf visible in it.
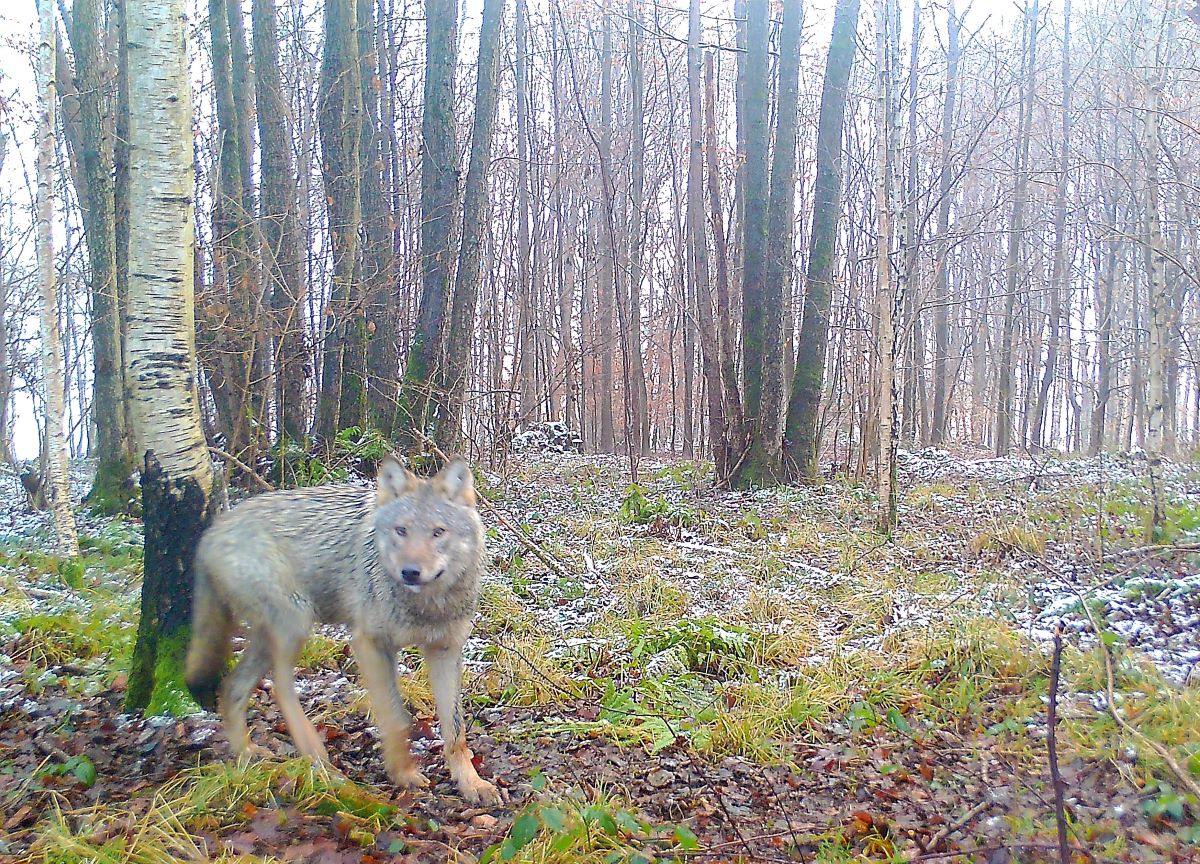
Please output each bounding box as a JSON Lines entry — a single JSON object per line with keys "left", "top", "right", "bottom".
{"left": 184, "top": 456, "right": 500, "bottom": 805}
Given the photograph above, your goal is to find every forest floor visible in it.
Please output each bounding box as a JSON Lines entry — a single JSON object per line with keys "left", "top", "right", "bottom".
{"left": 2, "top": 446, "right": 1200, "bottom": 863}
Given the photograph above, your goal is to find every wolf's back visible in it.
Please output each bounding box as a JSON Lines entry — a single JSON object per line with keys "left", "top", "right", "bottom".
{"left": 185, "top": 483, "right": 372, "bottom": 707}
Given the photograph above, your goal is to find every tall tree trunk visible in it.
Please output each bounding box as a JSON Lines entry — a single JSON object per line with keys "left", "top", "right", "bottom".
{"left": 1090, "top": 192, "right": 1116, "bottom": 455}
{"left": 995, "top": 0, "right": 1038, "bottom": 456}
{"left": 688, "top": 0, "right": 727, "bottom": 474}
{"left": 1143, "top": 49, "right": 1168, "bottom": 539}
{"left": 626, "top": 0, "right": 650, "bottom": 455}
{"left": 434, "top": 0, "right": 505, "bottom": 453}
{"left": 705, "top": 52, "right": 744, "bottom": 459}
{"left": 728, "top": 0, "right": 773, "bottom": 488}
{"left": 595, "top": 14, "right": 616, "bottom": 453}
{"left": 900, "top": 0, "right": 924, "bottom": 445}
{"left": 253, "top": 0, "right": 308, "bottom": 443}
{"left": 1031, "top": 0, "right": 1072, "bottom": 450}
{"left": 929, "top": 0, "right": 961, "bottom": 444}
{"left": 35, "top": 0, "right": 79, "bottom": 556}
{"left": 396, "top": 0, "right": 459, "bottom": 451}
{"left": 550, "top": 15, "right": 578, "bottom": 437}
{"left": 124, "top": 0, "right": 217, "bottom": 716}
{"left": 315, "top": 0, "right": 365, "bottom": 439}
{"left": 68, "top": 0, "right": 134, "bottom": 511}
{"left": 514, "top": 0, "right": 536, "bottom": 427}
{"left": 206, "top": 0, "right": 262, "bottom": 462}
{"left": 359, "top": 0, "right": 399, "bottom": 434}
{"left": 784, "top": 0, "right": 860, "bottom": 480}
{"left": 876, "top": 0, "right": 899, "bottom": 532}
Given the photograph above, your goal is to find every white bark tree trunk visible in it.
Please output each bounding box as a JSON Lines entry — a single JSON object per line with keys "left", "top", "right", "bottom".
{"left": 125, "top": 0, "right": 213, "bottom": 493}
{"left": 876, "top": 0, "right": 899, "bottom": 533}
{"left": 35, "top": 0, "right": 79, "bottom": 557}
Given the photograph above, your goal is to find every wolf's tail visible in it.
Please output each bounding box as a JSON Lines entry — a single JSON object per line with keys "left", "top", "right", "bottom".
{"left": 185, "top": 561, "right": 234, "bottom": 711}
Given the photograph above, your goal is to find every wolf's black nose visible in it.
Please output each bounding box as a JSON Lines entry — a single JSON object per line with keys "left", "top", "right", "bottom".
{"left": 401, "top": 567, "right": 422, "bottom": 584}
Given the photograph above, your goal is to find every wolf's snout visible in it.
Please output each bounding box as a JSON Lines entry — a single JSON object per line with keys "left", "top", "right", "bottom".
{"left": 401, "top": 567, "right": 422, "bottom": 585}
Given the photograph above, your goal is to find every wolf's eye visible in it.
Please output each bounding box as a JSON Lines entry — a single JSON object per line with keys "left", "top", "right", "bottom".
{"left": 432, "top": 527, "right": 446, "bottom": 539}
{"left": 395, "top": 525, "right": 407, "bottom": 537}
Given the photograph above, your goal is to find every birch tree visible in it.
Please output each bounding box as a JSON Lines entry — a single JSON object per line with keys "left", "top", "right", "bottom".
{"left": 35, "top": 0, "right": 79, "bottom": 557}
{"left": 124, "top": 0, "right": 217, "bottom": 714}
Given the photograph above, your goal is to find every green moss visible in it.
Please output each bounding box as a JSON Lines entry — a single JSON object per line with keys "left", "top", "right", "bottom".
{"left": 84, "top": 456, "right": 139, "bottom": 516}
{"left": 144, "top": 627, "right": 201, "bottom": 716}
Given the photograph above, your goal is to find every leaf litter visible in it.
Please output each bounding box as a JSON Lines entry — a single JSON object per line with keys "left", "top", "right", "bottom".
{"left": 1, "top": 451, "right": 1199, "bottom": 861}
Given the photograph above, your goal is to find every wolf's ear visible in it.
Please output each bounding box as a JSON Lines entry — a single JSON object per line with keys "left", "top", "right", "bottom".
{"left": 376, "top": 456, "right": 414, "bottom": 504}
{"left": 433, "top": 457, "right": 476, "bottom": 507}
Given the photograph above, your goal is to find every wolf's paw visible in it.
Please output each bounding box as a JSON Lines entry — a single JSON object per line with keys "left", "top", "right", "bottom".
{"left": 458, "top": 775, "right": 501, "bottom": 806}
{"left": 391, "top": 767, "right": 430, "bottom": 791}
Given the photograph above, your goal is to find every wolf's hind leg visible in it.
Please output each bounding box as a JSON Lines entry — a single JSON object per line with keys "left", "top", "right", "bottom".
{"left": 353, "top": 632, "right": 427, "bottom": 790}
{"left": 267, "top": 627, "right": 330, "bottom": 766}
{"left": 425, "top": 646, "right": 500, "bottom": 805}
{"left": 219, "top": 629, "right": 271, "bottom": 758}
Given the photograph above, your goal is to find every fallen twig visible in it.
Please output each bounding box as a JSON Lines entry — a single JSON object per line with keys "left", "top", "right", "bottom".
{"left": 1047, "top": 621, "right": 1070, "bottom": 864}
{"left": 921, "top": 796, "right": 994, "bottom": 854}
{"left": 208, "top": 446, "right": 274, "bottom": 493}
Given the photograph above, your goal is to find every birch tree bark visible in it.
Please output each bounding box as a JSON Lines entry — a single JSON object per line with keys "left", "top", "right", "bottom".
{"left": 1143, "top": 35, "right": 1168, "bottom": 539}
{"left": 123, "top": 0, "right": 217, "bottom": 715}
{"left": 35, "top": 0, "right": 79, "bottom": 557}
{"left": 876, "top": 0, "right": 900, "bottom": 532}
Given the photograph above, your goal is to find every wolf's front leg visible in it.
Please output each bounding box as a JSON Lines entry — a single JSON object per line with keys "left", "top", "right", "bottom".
{"left": 425, "top": 645, "right": 500, "bottom": 805}
{"left": 353, "top": 632, "right": 428, "bottom": 790}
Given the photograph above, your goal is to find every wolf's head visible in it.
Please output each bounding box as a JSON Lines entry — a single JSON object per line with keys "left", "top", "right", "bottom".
{"left": 372, "top": 456, "right": 482, "bottom": 594}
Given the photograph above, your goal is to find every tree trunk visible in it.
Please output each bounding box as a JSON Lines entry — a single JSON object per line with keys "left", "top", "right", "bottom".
{"left": 35, "top": 0, "right": 79, "bottom": 557}
{"left": 396, "top": 0, "right": 459, "bottom": 451}
{"left": 359, "top": 0, "right": 399, "bottom": 435}
{"left": 434, "top": 0, "right": 505, "bottom": 453}
{"left": 1031, "top": 0, "right": 1072, "bottom": 450}
{"left": 206, "top": 0, "right": 262, "bottom": 463}
{"left": 705, "top": 52, "right": 744, "bottom": 460}
{"left": 123, "top": 0, "right": 217, "bottom": 716}
{"left": 68, "top": 0, "right": 134, "bottom": 511}
{"left": 315, "top": 0, "right": 365, "bottom": 440}
{"left": 253, "top": 0, "right": 308, "bottom": 444}
{"left": 1143, "top": 59, "right": 1168, "bottom": 539}
{"left": 728, "top": 0, "right": 773, "bottom": 489}
{"left": 688, "top": 0, "right": 727, "bottom": 474}
{"left": 876, "top": 0, "right": 899, "bottom": 533}
{"left": 783, "top": 0, "right": 860, "bottom": 480}
{"left": 995, "top": 0, "right": 1038, "bottom": 456}
{"left": 929, "top": 0, "right": 961, "bottom": 444}
{"left": 595, "top": 14, "right": 616, "bottom": 454}
{"left": 626, "top": 0, "right": 650, "bottom": 455}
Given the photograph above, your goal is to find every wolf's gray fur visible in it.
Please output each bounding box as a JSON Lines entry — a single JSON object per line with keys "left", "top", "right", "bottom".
{"left": 185, "top": 457, "right": 499, "bottom": 804}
